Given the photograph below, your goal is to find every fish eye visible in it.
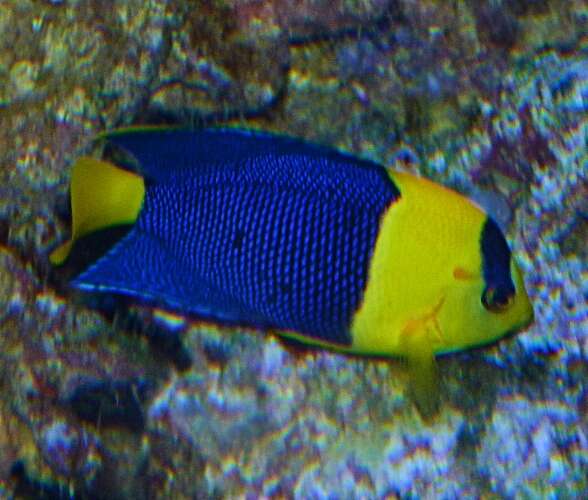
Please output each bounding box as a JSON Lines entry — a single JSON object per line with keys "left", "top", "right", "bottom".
{"left": 482, "top": 286, "right": 514, "bottom": 313}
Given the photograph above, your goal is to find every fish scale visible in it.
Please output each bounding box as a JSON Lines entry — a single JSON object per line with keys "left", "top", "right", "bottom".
{"left": 134, "top": 167, "right": 394, "bottom": 344}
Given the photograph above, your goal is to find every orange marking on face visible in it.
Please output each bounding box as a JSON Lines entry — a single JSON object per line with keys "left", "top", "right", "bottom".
{"left": 453, "top": 267, "right": 475, "bottom": 281}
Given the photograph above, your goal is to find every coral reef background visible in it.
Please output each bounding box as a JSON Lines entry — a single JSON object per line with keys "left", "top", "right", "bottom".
{"left": 0, "top": 0, "right": 586, "bottom": 498}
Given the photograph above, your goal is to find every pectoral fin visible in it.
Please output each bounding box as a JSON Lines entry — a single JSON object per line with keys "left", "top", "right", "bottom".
{"left": 406, "top": 338, "right": 439, "bottom": 418}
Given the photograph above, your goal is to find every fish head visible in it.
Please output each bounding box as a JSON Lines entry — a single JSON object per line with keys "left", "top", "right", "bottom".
{"left": 436, "top": 219, "right": 534, "bottom": 354}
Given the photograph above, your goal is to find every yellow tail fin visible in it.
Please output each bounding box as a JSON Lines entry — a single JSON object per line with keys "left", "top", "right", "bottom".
{"left": 50, "top": 157, "right": 145, "bottom": 265}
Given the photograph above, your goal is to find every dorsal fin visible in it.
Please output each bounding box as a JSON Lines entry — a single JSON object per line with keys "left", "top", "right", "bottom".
{"left": 101, "top": 128, "right": 400, "bottom": 210}
{"left": 101, "top": 127, "right": 392, "bottom": 183}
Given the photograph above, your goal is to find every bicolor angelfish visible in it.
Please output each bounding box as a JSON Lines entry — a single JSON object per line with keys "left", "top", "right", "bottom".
{"left": 51, "top": 128, "right": 534, "bottom": 415}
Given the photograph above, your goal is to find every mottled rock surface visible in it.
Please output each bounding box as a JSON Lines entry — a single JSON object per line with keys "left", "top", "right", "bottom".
{"left": 0, "top": 0, "right": 586, "bottom": 497}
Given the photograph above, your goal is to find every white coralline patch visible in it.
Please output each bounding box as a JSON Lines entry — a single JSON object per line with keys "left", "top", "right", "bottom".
{"left": 477, "top": 395, "right": 585, "bottom": 497}
{"left": 292, "top": 407, "right": 465, "bottom": 498}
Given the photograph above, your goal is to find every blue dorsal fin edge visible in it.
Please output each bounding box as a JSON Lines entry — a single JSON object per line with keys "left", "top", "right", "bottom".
{"left": 100, "top": 127, "right": 386, "bottom": 183}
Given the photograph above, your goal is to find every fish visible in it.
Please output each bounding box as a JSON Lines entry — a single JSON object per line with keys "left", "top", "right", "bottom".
{"left": 51, "top": 127, "right": 534, "bottom": 415}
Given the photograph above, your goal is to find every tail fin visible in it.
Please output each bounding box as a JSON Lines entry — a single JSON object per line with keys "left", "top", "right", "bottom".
{"left": 50, "top": 157, "right": 145, "bottom": 265}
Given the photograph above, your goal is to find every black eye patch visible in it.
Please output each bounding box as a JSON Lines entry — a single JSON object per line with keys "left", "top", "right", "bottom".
{"left": 480, "top": 217, "right": 515, "bottom": 306}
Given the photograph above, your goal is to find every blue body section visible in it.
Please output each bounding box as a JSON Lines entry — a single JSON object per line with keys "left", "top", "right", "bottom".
{"left": 75, "top": 129, "right": 400, "bottom": 345}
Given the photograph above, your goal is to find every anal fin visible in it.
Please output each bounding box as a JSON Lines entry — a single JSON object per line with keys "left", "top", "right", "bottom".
{"left": 72, "top": 228, "right": 249, "bottom": 324}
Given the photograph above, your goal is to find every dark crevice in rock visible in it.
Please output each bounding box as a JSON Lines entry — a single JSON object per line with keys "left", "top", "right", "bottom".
{"left": 66, "top": 378, "right": 150, "bottom": 433}
{"left": 141, "top": 61, "right": 291, "bottom": 128}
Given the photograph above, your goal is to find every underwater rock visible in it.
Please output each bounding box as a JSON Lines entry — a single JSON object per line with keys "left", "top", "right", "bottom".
{"left": 66, "top": 379, "right": 149, "bottom": 432}
{"left": 0, "top": 0, "right": 587, "bottom": 497}
{"left": 10, "top": 461, "right": 73, "bottom": 500}
{"left": 150, "top": 1, "right": 290, "bottom": 124}
{"left": 478, "top": 395, "right": 587, "bottom": 496}
{"left": 37, "top": 421, "right": 102, "bottom": 479}
{"left": 228, "top": 0, "right": 394, "bottom": 43}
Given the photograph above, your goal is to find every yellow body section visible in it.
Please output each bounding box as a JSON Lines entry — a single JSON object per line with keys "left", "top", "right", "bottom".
{"left": 352, "top": 172, "right": 533, "bottom": 355}
{"left": 351, "top": 171, "right": 484, "bottom": 356}
{"left": 350, "top": 170, "right": 533, "bottom": 357}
